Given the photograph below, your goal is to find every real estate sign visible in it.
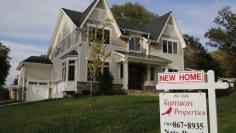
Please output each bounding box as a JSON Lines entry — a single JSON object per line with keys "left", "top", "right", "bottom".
{"left": 159, "top": 93, "right": 208, "bottom": 133}
{"left": 158, "top": 71, "right": 204, "bottom": 83}
{"left": 156, "top": 70, "right": 229, "bottom": 133}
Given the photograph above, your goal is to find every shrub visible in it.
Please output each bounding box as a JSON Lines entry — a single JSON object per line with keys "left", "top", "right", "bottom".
{"left": 97, "top": 71, "right": 114, "bottom": 94}
{"left": 81, "top": 89, "right": 90, "bottom": 96}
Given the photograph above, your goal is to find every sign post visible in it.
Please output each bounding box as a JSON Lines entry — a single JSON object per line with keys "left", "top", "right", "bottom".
{"left": 156, "top": 70, "right": 229, "bottom": 133}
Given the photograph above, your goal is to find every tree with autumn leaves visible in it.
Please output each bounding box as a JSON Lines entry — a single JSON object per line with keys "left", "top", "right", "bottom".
{"left": 205, "top": 6, "right": 236, "bottom": 78}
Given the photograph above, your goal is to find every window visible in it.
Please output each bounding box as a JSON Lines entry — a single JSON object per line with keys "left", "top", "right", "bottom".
{"left": 120, "top": 63, "right": 123, "bottom": 79}
{"left": 88, "top": 26, "right": 110, "bottom": 44}
{"left": 102, "top": 62, "right": 110, "bottom": 73}
{"left": 62, "top": 61, "right": 67, "bottom": 82}
{"left": 29, "top": 82, "right": 37, "bottom": 85}
{"left": 39, "top": 82, "right": 47, "bottom": 85}
{"left": 150, "top": 67, "right": 155, "bottom": 81}
{"left": 129, "top": 37, "right": 141, "bottom": 51}
{"left": 162, "top": 40, "right": 168, "bottom": 53}
{"left": 87, "top": 61, "right": 110, "bottom": 81}
{"left": 168, "top": 69, "right": 178, "bottom": 72}
{"left": 68, "top": 60, "right": 75, "bottom": 81}
{"left": 162, "top": 39, "right": 178, "bottom": 54}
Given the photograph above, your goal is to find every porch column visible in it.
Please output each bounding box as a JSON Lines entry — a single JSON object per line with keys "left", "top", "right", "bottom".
{"left": 123, "top": 60, "right": 128, "bottom": 90}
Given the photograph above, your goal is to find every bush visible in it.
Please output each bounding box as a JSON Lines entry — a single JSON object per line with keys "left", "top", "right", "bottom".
{"left": 97, "top": 71, "right": 114, "bottom": 94}
{"left": 81, "top": 89, "right": 90, "bottom": 96}
{"left": 0, "top": 86, "right": 9, "bottom": 100}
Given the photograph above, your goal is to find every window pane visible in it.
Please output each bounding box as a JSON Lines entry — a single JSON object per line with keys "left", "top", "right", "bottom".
{"left": 129, "top": 37, "right": 140, "bottom": 51}
{"left": 163, "top": 40, "right": 167, "bottom": 53}
{"left": 135, "top": 38, "right": 140, "bottom": 50}
{"left": 68, "top": 65, "right": 75, "bottom": 81}
{"left": 150, "top": 67, "right": 155, "bottom": 81}
{"left": 129, "top": 38, "right": 135, "bottom": 50}
{"left": 120, "top": 63, "right": 123, "bottom": 79}
{"left": 103, "top": 62, "right": 109, "bottom": 73}
{"left": 96, "top": 28, "right": 103, "bottom": 42}
{"left": 173, "top": 42, "right": 177, "bottom": 54}
{"left": 168, "top": 41, "right": 172, "bottom": 54}
{"left": 89, "top": 27, "right": 96, "bottom": 42}
{"left": 104, "top": 29, "right": 110, "bottom": 44}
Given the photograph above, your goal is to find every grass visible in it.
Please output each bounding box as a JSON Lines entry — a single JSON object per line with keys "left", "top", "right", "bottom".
{"left": 0, "top": 91, "right": 235, "bottom": 133}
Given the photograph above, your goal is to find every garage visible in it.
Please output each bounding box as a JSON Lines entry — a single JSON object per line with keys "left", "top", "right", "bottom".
{"left": 26, "top": 81, "right": 49, "bottom": 102}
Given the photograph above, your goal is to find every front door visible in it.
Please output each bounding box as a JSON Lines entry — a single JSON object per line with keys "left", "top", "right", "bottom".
{"left": 128, "top": 63, "right": 143, "bottom": 90}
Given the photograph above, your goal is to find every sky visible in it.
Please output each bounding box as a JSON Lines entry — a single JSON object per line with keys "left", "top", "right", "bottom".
{"left": 1, "top": 0, "right": 236, "bottom": 85}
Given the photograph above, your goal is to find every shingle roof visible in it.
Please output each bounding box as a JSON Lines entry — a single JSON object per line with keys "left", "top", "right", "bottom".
{"left": 118, "top": 11, "right": 172, "bottom": 40}
{"left": 62, "top": 0, "right": 98, "bottom": 27}
{"left": 23, "top": 56, "right": 52, "bottom": 64}
{"left": 62, "top": 0, "right": 171, "bottom": 41}
{"left": 142, "top": 11, "right": 172, "bottom": 40}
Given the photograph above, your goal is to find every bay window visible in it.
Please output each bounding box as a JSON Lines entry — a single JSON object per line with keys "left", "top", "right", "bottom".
{"left": 62, "top": 60, "right": 76, "bottom": 82}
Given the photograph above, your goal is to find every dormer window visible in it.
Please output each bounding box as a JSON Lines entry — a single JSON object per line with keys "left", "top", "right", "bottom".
{"left": 162, "top": 39, "right": 177, "bottom": 54}
{"left": 129, "top": 37, "right": 141, "bottom": 51}
{"left": 88, "top": 26, "right": 111, "bottom": 45}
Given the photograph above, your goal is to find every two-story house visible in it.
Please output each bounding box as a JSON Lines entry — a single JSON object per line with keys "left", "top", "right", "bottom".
{"left": 17, "top": 0, "right": 186, "bottom": 101}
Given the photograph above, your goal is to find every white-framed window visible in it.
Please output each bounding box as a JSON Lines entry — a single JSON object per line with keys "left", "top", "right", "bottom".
{"left": 68, "top": 60, "right": 75, "bottom": 81}
{"left": 129, "top": 37, "right": 141, "bottom": 51}
{"left": 88, "top": 26, "right": 111, "bottom": 45}
{"left": 162, "top": 39, "right": 178, "bottom": 54}
{"left": 87, "top": 60, "right": 110, "bottom": 81}
{"left": 61, "top": 59, "right": 76, "bottom": 82}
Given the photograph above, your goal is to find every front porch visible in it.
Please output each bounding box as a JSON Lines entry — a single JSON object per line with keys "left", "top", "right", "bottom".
{"left": 115, "top": 51, "right": 172, "bottom": 90}
{"left": 124, "top": 62, "right": 166, "bottom": 90}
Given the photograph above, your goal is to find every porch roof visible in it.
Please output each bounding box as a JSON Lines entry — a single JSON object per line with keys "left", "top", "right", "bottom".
{"left": 115, "top": 51, "right": 172, "bottom": 65}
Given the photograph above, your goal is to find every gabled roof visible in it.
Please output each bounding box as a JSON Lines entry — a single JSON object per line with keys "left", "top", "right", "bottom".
{"left": 62, "top": 0, "right": 97, "bottom": 27}
{"left": 117, "top": 12, "right": 172, "bottom": 40}
{"left": 142, "top": 11, "right": 172, "bottom": 40}
{"left": 23, "top": 56, "right": 52, "bottom": 64}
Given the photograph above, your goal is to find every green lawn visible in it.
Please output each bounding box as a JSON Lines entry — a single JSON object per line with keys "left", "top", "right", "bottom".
{"left": 0, "top": 91, "right": 235, "bottom": 133}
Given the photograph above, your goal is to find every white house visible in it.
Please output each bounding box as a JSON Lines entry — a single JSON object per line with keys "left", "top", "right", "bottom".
{"left": 17, "top": 0, "right": 186, "bottom": 101}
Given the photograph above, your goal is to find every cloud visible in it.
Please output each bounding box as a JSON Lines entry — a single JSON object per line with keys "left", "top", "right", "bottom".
{"left": 3, "top": 40, "right": 47, "bottom": 85}
{"left": 0, "top": 0, "right": 93, "bottom": 41}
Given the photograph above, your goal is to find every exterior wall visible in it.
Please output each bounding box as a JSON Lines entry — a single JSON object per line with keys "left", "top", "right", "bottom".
{"left": 50, "top": 11, "right": 78, "bottom": 59}
{"left": 25, "top": 63, "right": 52, "bottom": 81}
{"left": 150, "top": 35, "right": 184, "bottom": 71}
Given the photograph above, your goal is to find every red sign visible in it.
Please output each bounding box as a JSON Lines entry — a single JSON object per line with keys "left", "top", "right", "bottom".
{"left": 158, "top": 71, "right": 205, "bottom": 83}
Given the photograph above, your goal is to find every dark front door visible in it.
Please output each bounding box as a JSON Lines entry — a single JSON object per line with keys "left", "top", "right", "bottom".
{"left": 128, "top": 63, "right": 143, "bottom": 90}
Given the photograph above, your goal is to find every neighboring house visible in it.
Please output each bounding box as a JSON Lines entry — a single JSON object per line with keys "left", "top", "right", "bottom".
{"left": 16, "top": 56, "right": 53, "bottom": 101}
{"left": 17, "top": 0, "right": 186, "bottom": 101}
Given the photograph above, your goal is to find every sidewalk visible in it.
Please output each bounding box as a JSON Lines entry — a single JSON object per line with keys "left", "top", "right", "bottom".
{"left": 0, "top": 101, "right": 25, "bottom": 107}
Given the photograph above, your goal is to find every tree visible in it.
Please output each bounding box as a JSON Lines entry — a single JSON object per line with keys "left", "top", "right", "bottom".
{"left": 205, "top": 6, "right": 236, "bottom": 77}
{"left": 183, "top": 34, "right": 222, "bottom": 78}
{"left": 79, "top": 19, "right": 112, "bottom": 102}
{"left": 0, "top": 42, "right": 11, "bottom": 86}
{"left": 111, "top": 2, "right": 158, "bottom": 24}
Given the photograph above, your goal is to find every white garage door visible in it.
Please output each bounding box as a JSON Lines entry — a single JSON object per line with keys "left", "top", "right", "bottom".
{"left": 26, "top": 81, "right": 49, "bottom": 102}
